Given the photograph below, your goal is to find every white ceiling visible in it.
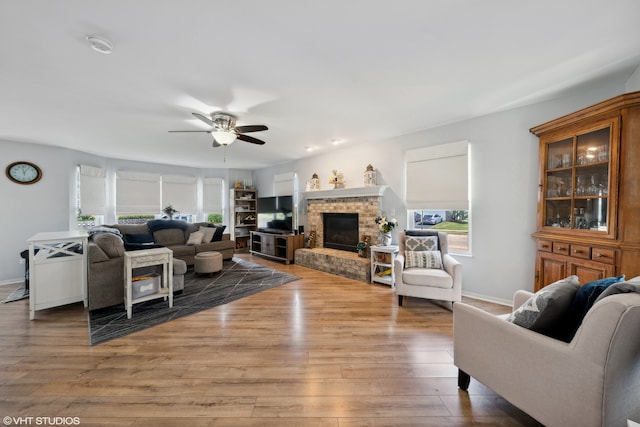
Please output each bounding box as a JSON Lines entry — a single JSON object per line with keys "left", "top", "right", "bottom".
{"left": 2, "top": 1, "right": 640, "bottom": 169}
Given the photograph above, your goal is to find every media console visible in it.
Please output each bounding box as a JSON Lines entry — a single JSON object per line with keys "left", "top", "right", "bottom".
{"left": 250, "top": 231, "right": 305, "bottom": 264}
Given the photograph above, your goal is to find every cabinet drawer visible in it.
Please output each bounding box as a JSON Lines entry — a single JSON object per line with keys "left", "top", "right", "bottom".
{"left": 591, "top": 248, "right": 616, "bottom": 265}
{"left": 552, "top": 242, "right": 570, "bottom": 255}
{"left": 570, "top": 244, "right": 591, "bottom": 260}
{"left": 537, "top": 240, "right": 553, "bottom": 252}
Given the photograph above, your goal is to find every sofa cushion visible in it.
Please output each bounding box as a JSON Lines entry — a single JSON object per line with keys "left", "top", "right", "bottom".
{"left": 92, "top": 233, "right": 125, "bottom": 259}
{"left": 402, "top": 268, "right": 452, "bottom": 289}
{"left": 199, "top": 226, "right": 216, "bottom": 243}
{"left": 506, "top": 275, "right": 580, "bottom": 334}
{"left": 153, "top": 228, "right": 186, "bottom": 246}
{"left": 405, "top": 236, "right": 438, "bottom": 251}
{"left": 405, "top": 250, "right": 443, "bottom": 269}
{"left": 166, "top": 245, "right": 196, "bottom": 259}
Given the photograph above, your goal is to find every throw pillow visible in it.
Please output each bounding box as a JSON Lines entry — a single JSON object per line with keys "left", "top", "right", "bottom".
{"left": 124, "top": 233, "right": 154, "bottom": 244}
{"left": 405, "top": 250, "right": 443, "bottom": 269}
{"left": 557, "top": 275, "right": 625, "bottom": 342}
{"left": 186, "top": 231, "right": 205, "bottom": 245}
{"left": 404, "top": 236, "right": 438, "bottom": 251}
{"left": 506, "top": 275, "right": 580, "bottom": 334}
{"left": 199, "top": 226, "right": 216, "bottom": 243}
{"left": 593, "top": 276, "right": 640, "bottom": 304}
{"left": 213, "top": 225, "right": 227, "bottom": 242}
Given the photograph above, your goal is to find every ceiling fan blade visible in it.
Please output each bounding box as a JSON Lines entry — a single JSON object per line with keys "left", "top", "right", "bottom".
{"left": 168, "top": 130, "right": 211, "bottom": 133}
{"left": 237, "top": 133, "right": 266, "bottom": 145}
{"left": 192, "top": 112, "right": 213, "bottom": 126}
{"left": 234, "top": 124, "right": 268, "bottom": 133}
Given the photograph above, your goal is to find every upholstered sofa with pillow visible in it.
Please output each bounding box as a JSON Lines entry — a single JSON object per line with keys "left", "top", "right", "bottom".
{"left": 453, "top": 276, "right": 640, "bottom": 427}
{"left": 108, "top": 220, "right": 234, "bottom": 264}
{"left": 87, "top": 220, "right": 234, "bottom": 310}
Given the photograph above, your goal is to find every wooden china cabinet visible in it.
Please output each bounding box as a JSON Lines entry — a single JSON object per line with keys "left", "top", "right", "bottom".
{"left": 530, "top": 91, "right": 640, "bottom": 291}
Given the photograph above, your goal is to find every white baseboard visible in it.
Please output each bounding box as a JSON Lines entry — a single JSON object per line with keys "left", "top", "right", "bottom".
{"left": 462, "top": 291, "right": 511, "bottom": 307}
{"left": 0, "top": 279, "right": 23, "bottom": 287}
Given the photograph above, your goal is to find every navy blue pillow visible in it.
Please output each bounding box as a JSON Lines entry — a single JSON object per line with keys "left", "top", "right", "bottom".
{"left": 557, "top": 275, "right": 625, "bottom": 342}
{"left": 124, "top": 233, "right": 154, "bottom": 244}
{"left": 212, "top": 225, "right": 226, "bottom": 242}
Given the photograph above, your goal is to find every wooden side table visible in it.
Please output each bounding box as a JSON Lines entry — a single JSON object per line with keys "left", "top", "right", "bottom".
{"left": 124, "top": 247, "right": 173, "bottom": 319}
{"left": 370, "top": 245, "right": 399, "bottom": 288}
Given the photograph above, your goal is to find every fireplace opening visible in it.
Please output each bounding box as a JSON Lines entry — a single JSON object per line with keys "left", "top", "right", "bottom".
{"left": 323, "top": 213, "right": 359, "bottom": 252}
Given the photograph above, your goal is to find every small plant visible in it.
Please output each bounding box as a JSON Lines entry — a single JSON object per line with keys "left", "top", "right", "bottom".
{"left": 163, "top": 204, "right": 178, "bottom": 219}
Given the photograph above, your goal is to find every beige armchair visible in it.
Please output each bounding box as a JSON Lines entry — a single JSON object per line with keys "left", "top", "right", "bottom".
{"left": 453, "top": 290, "right": 640, "bottom": 427}
{"left": 393, "top": 230, "right": 462, "bottom": 308}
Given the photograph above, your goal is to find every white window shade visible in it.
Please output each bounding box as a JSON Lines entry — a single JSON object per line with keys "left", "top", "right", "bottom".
{"left": 116, "top": 171, "right": 161, "bottom": 215}
{"left": 79, "top": 165, "right": 106, "bottom": 216}
{"left": 406, "top": 140, "right": 469, "bottom": 210}
{"left": 274, "top": 172, "right": 295, "bottom": 196}
{"left": 203, "top": 177, "right": 223, "bottom": 213}
{"left": 162, "top": 175, "right": 197, "bottom": 213}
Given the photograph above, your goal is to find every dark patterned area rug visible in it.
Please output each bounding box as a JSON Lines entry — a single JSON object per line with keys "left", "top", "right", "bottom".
{"left": 88, "top": 257, "right": 300, "bottom": 345}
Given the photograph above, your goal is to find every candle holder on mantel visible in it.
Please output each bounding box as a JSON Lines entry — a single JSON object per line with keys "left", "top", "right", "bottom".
{"left": 364, "top": 164, "right": 376, "bottom": 187}
{"left": 309, "top": 173, "right": 320, "bottom": 191}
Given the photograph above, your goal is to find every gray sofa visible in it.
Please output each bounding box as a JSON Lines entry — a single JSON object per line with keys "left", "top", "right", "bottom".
{"left": 453, "top": 285, "right": 640, "bottom": 427}
{"left": 88, "top": 220, "right": 235, "bottom": 310}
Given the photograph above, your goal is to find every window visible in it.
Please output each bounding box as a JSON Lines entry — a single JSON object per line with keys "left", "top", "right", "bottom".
{"left": 405, "top": 141, "right": 470, "bottom": 254}
{"left": 77, "top": 165, "right": 106, "bottom": 228}
{"left": 161, "top": 175, "right": 197, "bottom": 222}
{"left": 203, "top": 177, "right": 224, "bottom": 223}
{"left": 116, "top": 171, "right": 161, "bottom": 221}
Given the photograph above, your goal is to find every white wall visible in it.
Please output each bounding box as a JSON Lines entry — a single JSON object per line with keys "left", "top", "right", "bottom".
{"left": 253, "top": 75, "right": 630, "bottom": 304}
{"left": 626, "top": 64, "right": 640, "bottom": 92}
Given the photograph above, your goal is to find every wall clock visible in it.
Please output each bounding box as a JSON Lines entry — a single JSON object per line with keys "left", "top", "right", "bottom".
{"left": 6, "top": 161, "right": 43, "bottom": 185}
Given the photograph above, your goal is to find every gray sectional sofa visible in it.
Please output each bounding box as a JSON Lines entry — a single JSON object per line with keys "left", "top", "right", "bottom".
{"left": 87, "top": 220, "right": 235, "bottom": 310}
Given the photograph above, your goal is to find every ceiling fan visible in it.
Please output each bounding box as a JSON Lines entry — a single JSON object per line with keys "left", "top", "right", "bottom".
{"left": 169, "top": 112, "right": 268, "bottom": 147}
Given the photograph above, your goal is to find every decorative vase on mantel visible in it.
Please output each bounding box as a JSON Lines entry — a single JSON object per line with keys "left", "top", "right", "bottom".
{"left": 382, "top": 232, "right": 392, "bottom": 246}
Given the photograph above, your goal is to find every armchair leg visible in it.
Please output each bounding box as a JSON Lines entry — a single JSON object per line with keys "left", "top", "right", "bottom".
{"left": 398, "top": 295, "right": 403, "bottom": 306}
{"left": 458, "top": 369, "right": 471, "bottom": 391}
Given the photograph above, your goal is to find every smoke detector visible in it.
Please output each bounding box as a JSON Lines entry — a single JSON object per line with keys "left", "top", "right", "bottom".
{"left": 86, "top": 35, "right": 113, "bottom": 54}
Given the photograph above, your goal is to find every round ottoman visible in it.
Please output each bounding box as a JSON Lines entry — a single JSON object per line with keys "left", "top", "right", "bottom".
{"left": 194, "top": 251, "right": 223, "bottom": 276}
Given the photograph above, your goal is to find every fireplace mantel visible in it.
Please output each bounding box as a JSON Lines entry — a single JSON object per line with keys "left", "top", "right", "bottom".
{"left": 303, "top": 185, "right": 387, "bottom": 200}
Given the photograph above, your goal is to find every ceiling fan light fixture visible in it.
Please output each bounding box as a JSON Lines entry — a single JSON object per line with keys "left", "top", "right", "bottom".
{"left": 212, "top": 130, "right": 237, "bottom": 146}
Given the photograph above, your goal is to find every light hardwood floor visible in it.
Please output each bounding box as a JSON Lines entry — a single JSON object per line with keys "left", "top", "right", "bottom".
{"left": 0, "top": 253, "right": 542, "bottom": 426}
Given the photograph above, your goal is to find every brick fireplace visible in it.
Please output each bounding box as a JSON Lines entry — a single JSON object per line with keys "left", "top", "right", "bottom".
{"left": 295, "top": 186, "right": 386, "bottom": 282}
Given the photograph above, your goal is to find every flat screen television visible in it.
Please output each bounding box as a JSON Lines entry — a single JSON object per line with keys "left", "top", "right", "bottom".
{"left": 257, "top": 195, "right": 294, "bottom": 234}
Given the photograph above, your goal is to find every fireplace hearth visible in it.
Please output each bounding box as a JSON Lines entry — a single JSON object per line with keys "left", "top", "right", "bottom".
{"left": 296, "top": 186, "right": 386, "bottom": 282}
{"left": 323, "top": 213, "right": 358, "bottom": 252}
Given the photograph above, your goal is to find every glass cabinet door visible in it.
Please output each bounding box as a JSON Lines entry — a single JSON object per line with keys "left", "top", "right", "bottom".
{"left": 542, "top": 122, "right": 615, "bottom": 235}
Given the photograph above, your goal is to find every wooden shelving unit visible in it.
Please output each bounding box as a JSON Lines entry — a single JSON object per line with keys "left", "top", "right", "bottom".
{"left": 229, "top": 188, "right": 257, "bottom": 252}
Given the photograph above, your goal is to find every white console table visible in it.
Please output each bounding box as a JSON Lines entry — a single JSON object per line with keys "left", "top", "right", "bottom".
{"left": 124, "top": 247, "right": 173, "bottom": 319}
{"left": 27, "top": 230, "right": 88, "bottom": 320}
